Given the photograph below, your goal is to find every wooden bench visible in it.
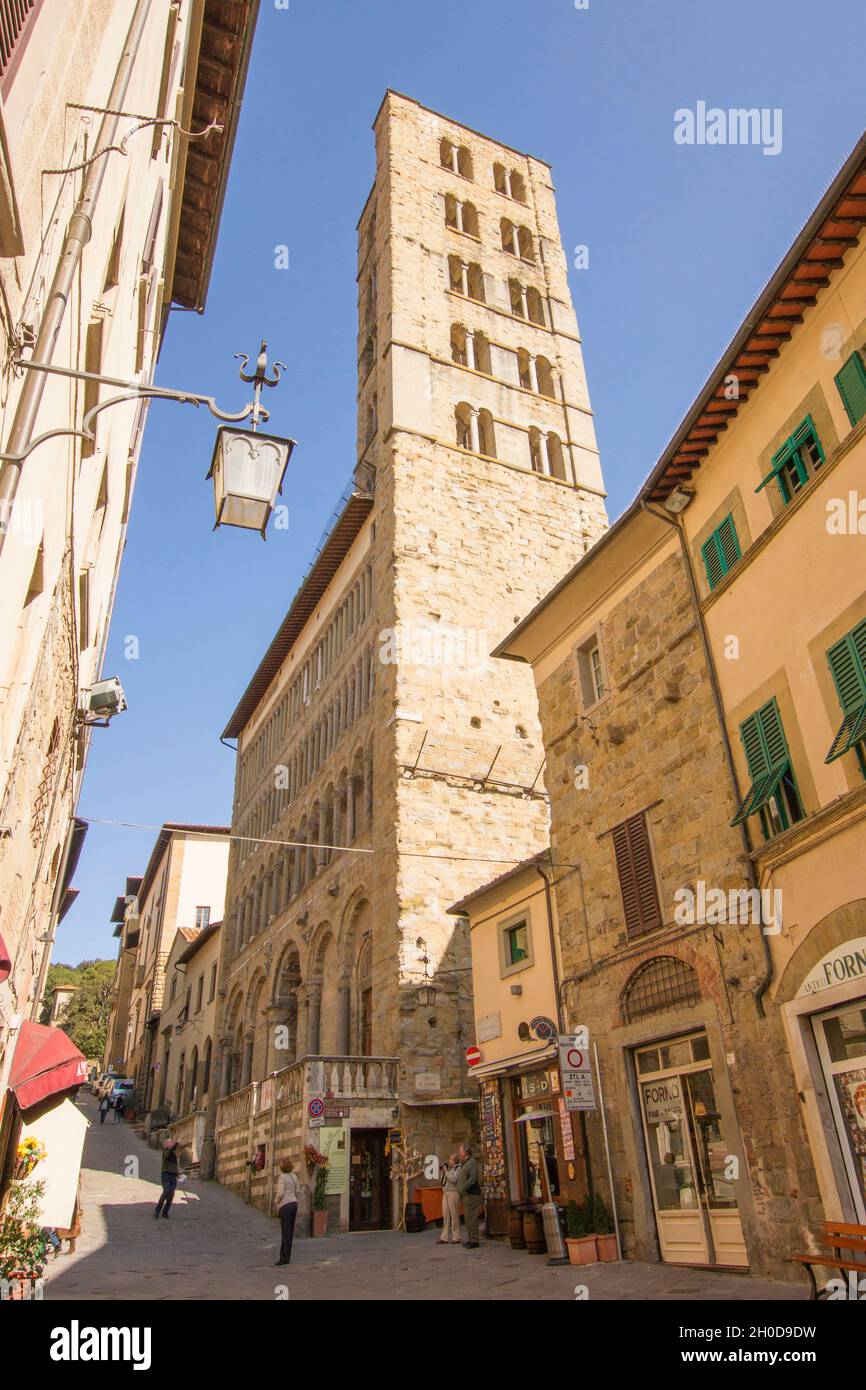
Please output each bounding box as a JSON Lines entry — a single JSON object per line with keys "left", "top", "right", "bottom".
{"left": 790, "top": 1221, "right": 866, "bottom": 1298}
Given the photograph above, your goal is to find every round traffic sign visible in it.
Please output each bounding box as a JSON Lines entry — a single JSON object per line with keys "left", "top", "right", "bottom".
{"left": 466, "top": 1045, "right": 482, "bottom": 1067}
{"left": 566, "top": 1048, "right": 585, "bottom": 1069}
{"left": 308, "top": 1097, "right": 324, "bottom": 1117}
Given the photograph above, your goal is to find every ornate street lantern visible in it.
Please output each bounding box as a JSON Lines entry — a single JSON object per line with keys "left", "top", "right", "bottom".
{"left": 207, "top": 426, "right": 294, "bottom": 536}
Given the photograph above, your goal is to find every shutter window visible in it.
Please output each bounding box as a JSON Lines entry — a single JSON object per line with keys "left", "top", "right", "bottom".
{"left": 612, "top": 813, "right": 662, "bottom": 937}
{"left": 755, "top": 415, "right": 824, "bottom": 503}
{"left": 731, "top": 698, "right": 804, "bottom": 833}
{"left": 834, "top": 350, "right": 866, "bottom": 428}
{"left": 825, "top": 619, "right": 866, "bottom": 762}
{"left": 701, "top": 514, "right": 741, "bottom": 591}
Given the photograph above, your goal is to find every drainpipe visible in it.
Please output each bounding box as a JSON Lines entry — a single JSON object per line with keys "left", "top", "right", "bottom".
{"left": 0, "top": 0, "right": 154, "bottom": 555}
{"left": 639, "top": 500, "right": 773, "bottom": 1016}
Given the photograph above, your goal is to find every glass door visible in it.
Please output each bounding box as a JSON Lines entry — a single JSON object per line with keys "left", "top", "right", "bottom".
{"left": 636, "top": 1033, "right": 747, "bottom": 1267}
{"left": 813, "top": 1001, "right": 866, "bottom": 1222}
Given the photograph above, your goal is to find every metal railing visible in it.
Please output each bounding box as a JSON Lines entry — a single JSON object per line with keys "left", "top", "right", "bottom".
{"left": 0, "top": 1, "right": 39, "bottom": 85}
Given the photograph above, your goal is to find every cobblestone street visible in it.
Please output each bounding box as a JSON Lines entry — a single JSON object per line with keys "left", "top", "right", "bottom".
{"left": 43, "top": 1097, "right": 810, "bottom": 1302}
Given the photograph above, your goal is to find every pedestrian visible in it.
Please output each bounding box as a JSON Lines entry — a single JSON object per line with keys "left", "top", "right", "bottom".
{"left": 99, "top": 1094, "right": 110, "bottom": 1124}
{"left": 154, "top": 1139, "right": 181, "bottom": 1219}
{"left": 113, "top": 1094, "right": 125, "bottom": 1123}
{"left": 457, "top": 1142, "right": 482, "bottom": 1249}
{"left": 438, "top": 1152, "right": 462, "bottom": 1245}
{"left": 274, "top": 1158, "right": 299, "bottom": 1266}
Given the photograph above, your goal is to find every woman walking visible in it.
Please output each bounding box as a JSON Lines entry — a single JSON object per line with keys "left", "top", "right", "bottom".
{"left": 439, "top": 1152, "right": 462, "bottom": 1245}
{"left": 275, "top": 1158, "right": 300, "bottom": 1266}
{"left": 98, "top": 1094, "right": 110, "bottom": 1124}
{"left": 154, "top": 1139, "right": 181, "bottom": 1219}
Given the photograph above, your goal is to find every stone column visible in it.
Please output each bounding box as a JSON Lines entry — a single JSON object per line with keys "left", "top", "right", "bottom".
{"left": 519, "top": 286, "right": 529, "bottom": 319}
{"left": 346, "top": 776, "right": 356, "bottom": 842}
{"left": 459, "top": 260, "right": 469, "bottom": 297}
{"left": 468, "top": 407, "right": 480, "bottom": 454}
{"left": 465, "top": 329, "right": 476, "bottom": 371}
{"left": 538, "top": 431, "right": 551, "bottom": 476}
{"left": 219, "top": 1039, "right": 233, "bottom": 1097}
{"left": 528, "top": 353, "right": 539, "bottom": 394}
{"left": 364, "top": 750, "right": 374, "bottom": 823}
{"left": 335, "top": 983, "right": 351, "bottom": 1055}
{"left": 306, "top": 985, "right": 322, "bottom": 1057}
{"left": 240, "top": 1034, "right": 254, "bottom": 1089}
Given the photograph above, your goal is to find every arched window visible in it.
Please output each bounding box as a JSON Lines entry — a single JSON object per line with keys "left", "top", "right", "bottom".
{"left": 455, "top": 402, "right": 473, "bottom": 451}
{"left": 201, "top": 1038, "right": 212, "bottom": 1098}
{"left": 451, "top": 324, "right": 468, "bottom": 366}
{"left": 526, "top": 287, "right": 545, "bottom": 326}
{"left": 360, "top": 333, "right": 375, "bottom": 380}
{"left": 477, "top": 408, "right": 495, "bottom": 458}
{"left": 357, "top": 938, "right": 373, "bottom": 1056}
{"left": 547, "top": 432, "right": 567, "bottom": 481}
{"left": 509, "top": 278, "right": 525, "bottom": 318}
{"left": 500, "top": 217, "right": 518, "bottom": 256}
{"left": 517, "top": 226, "right": 535, "bottom": 261}
{"left": 536, "top": 355, "right": 555, "bottom": 398}
{"left": 440, "top": 137, "right": 472, "bottom": 179}
{"left": 621, "top": 956, "right": 701, "bottom": 1024}
{"left": 448, "top": 255, "right": 485, "bottom": 303}
{"left": 445, "top": 195, "right": 479, "bottom": 236}
{"left": 493, "top": 163, "right": 527, "bottom": 203}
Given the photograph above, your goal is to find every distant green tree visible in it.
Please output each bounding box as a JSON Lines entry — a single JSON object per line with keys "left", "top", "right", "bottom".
{"left": 39, "top": 959, "right": 114, "bottom": 1059}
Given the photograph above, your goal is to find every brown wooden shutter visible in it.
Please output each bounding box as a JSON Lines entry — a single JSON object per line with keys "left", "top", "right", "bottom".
{"left": 612, "top": 813, "right": 662, "bottom": 936}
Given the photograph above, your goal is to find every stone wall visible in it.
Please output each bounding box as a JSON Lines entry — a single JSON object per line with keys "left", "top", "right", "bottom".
{"left": 536, "top": 546, "right": 821, "bottom": 1280}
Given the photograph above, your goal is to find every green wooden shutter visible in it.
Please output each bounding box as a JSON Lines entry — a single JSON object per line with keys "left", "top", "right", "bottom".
{"left": 701, "top": 515, "right": 741, "bottom": 592}
{"left": 701, "top": 533, "right": 725, "bottom": 591}
{"left": 825, "top": 620, "right": 866, "bottom": 762}
{"left": 740, "top": 711, "right": 769, "bottom": 779}
{"left": 758, "top": 698, "right": 788, "bottom": 768}
{"left": 731, "top": 700, "right": 789, "bottom": 825}
{"left": 835, "top": 351, "right": 866, "bottom": 427}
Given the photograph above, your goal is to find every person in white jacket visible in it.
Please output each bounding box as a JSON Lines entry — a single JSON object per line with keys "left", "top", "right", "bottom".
{"left": 275, "top": 1158, "right": 300, "bottom": 1266}
{"left": 439, "top": 1153, "right": 462, "bottom": 1245}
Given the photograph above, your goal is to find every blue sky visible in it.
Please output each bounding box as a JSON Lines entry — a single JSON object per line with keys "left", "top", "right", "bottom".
{"left": 61, "top": 0, "right": 865, "bottom": 962}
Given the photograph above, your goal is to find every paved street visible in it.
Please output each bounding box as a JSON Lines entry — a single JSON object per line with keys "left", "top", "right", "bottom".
{"left": 42, "top": 1095, "right": 809, "bottom": 1302}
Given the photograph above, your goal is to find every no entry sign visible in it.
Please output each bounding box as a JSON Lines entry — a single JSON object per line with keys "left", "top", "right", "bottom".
{"left": 466, "top": 1045, "right": 482, "bottom": 1067}
{"left": 558, "top": 1032, "right": 596, "bottom": 1112}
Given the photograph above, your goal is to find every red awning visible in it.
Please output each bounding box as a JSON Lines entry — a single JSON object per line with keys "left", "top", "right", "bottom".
{"left": 8, "top": 1021, "right": 88, "bottom": 1111}
{"left": 0, "top": 930, "right": 10, "bottom": 984}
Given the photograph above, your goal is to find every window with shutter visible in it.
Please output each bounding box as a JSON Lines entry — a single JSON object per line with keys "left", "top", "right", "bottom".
{"left": 731, "top": 698, "right": 805, "bottom": 838}
{"left": 834, "top": 350, "right": 866, "bottom": 427}
{"left": 612, "top": 813, "right": 662, "bottom": 937}
{"left": 755, "top": 415, "right": 825, "bottom": 504}
{"left": 825, "top": 619, "right": 866, "bottom": 768}
{"left": 701, "top": 514, "right": 741, "bottom": 591}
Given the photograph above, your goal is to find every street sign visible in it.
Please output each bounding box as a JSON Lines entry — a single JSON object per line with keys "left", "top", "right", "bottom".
{"left": 308, "top": 1116, "right": 324, "bottom": 1129}
{"left": 308, "top": 1097, "right": 324, "bottom": 1118}
{"left": 466, "top": 1045, "right": 482, "bottom": 1067}
{"left": 558, "top": 1032, "right": 596, "bottom": 1112}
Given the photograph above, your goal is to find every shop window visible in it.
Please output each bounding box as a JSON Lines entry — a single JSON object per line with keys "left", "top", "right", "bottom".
{"left": 731, "top": 697, "right": 805, "bottom": 838}
{"left": 834, "top": 349, "right": 866, "bottom": 427}
{"left": 622, "top": 958, "right": 701, "bottom": 1024}
{"left": 825, "top": 618, "right": 866, "bottom": 774}
{"left": 701, "top": 514, "right": 741, "bottom": 592}
{"left": 756, "top": 415, "right": 825, "bottom": 504}
{"left": 499, "top": 915, "right": 533, "bottom": 976}
{"left": 612, "top": 812, "right": 662, "bottom": 936}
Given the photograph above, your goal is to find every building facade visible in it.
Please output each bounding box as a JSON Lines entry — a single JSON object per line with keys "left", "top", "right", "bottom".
{"left": 450, "top": 852, "right": 591, "bottom": 1238}
{"left": 496, "top": 133, "right": 866, "bottom": 1282}
{"left": 209, "top": 91, "right": 608, "bottom": 1230}
{"left": 118, "top": 823, "right": 229, "bottom": 1107}
{"left": 0, "top": 0, "right": 257, "bottom": 1138}
{"left": 154, "top": 917, "right": 221, "bottom": 1167}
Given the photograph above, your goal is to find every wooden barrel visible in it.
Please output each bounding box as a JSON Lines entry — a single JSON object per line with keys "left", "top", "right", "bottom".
{"left": 508, "top": 1207, "right": 526, "bottom": 1249}
{"left": 404, "top": 1202, "right": 426, "bottom": 1233}
{"left": 523, "top": 1206, "right": 546, "bottom": 1254}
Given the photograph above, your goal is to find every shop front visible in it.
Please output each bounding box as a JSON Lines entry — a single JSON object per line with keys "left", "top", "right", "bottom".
{"left": 633, "top": 1031, "right": 747, "bottom": 1267}
{"left": 782, "top": 933, "right": 866, "bottom": 1224}
{"left": 476, "top": 1053, "right": 587, "bottom": 1236}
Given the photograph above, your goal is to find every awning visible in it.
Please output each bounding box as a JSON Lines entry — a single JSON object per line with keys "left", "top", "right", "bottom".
{"left": 8, "top": 1020, "right": 88, "bottom": 1111}
{"left": 0, "top": 930, "right": 10, "bottom": 984}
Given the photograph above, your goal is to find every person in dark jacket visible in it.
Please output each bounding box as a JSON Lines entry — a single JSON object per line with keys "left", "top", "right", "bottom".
{"left": 154, "top": 1140, "right": 181, "bottom": 1219}
{"left": 98, "top": 1095, "right": 110, "bottom": 1124}
{"left": 457, "top": 1142, "right": 482, "bottom": 1249}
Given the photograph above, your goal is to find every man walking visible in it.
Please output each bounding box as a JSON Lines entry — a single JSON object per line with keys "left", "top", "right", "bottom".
{"left": 457, "top": 1142, "right": 482, "bottom": 1249}
{"left": 154, "top": 1139, "right": 181, "bottom": 1219}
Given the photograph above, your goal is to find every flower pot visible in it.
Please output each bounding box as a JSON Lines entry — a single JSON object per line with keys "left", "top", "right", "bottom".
{"left": 566, "top": 1235, "right": 598, "bottom": 1266}
{"left": 595, "top": 1233, "right": 618, "bottom": 1262}
{"left": 311, "top": 1209, "right": 328, "bottom": 1237}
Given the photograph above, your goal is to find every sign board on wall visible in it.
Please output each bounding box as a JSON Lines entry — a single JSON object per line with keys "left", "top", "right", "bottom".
{"left": 795, "top": 938, "right": 866, "bottom": 999}
{"left": 477, "top": 1011, "right": 502, "bottom": 1043}
{"left": 414, "top": 1071, "right": 441, "bottom": 1094}
{"left": 320, "top": 1125, "right": 348, "bottom": 1195}
{"left": 558, "top": 1033, "right": 596, "bottom": 1112}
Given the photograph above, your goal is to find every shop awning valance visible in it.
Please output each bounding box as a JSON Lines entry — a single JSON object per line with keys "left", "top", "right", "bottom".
{"left": 0, "top": 930, "right": 10, "bottom": 984}
{"left": 8, "top": 1021, "right": 88, "bottom": 1111}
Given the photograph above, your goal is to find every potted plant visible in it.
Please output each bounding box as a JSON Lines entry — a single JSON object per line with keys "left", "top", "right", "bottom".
{"left": 564, "top": 1196, "right": 597, "bottom": 1266}
{"left": 591, "top": 1192, "right": 618, "bottom": 1262}
{"left": 304, "top": 1143, "right": 330, "bottom": 1237}
{"left": 0, "top": 1179, "right": 48, "bottom": 1298}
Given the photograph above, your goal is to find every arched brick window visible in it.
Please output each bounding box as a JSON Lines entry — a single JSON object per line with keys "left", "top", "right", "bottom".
{"left": 621, "top": 956, "right": 701, "bottom": 1024}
